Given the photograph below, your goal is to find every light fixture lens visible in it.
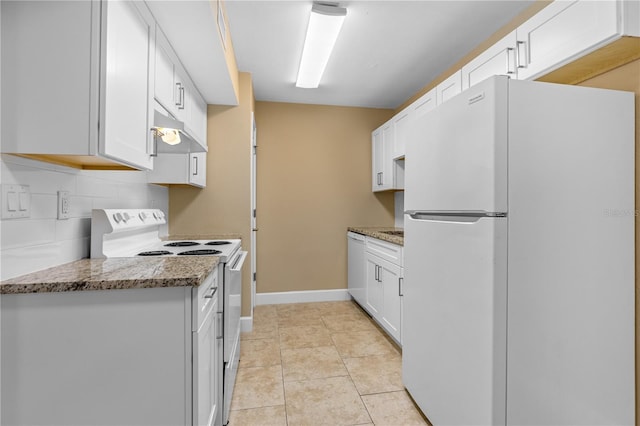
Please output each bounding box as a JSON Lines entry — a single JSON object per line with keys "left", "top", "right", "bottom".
{"left": 159, "top": 128, "right": 181, "bottom": 145}
{"left": 296, "top": 4, "right": 347, "bottom": 89}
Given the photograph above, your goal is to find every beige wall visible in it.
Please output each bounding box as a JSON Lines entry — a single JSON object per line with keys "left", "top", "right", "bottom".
{"left": 576, "top": 59, "right": 640, "bottom": 424}
{"left": 254, "top": 102, "right": 394, "bottom": 294}
{"left": 169, "top": 72, "right": 254, "bottom": 316}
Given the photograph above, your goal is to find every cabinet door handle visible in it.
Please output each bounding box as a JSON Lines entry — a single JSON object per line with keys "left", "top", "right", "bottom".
{"left": 216, "top": 312, "right": 223, "bottom": 339}
{"left": 380, "top": 172, "right": 383, "bottom": 185}
{"left": 516, "top": 40, "right": 528, "bottom": 69}
{"left": 506, "top": 47, "right": 516, "bottom": 75}
{"left": 192, "top": 156, "right": 198, "bottom": 175}
{"left": 399, "top": 277, "right": 404, "bottom": 297}
{"left": 374, "top": 264, "right": 379, "bottom": 282}
{"left": 204, "top": 286, "right": 217, "bottom": 299}
{"left": 149, "top": 129, "right": 158, "bottom": 157}
{"left": 179, "top": 86, "right": 185, "bottom": 110}
{"left": 175, "top": 82, "right": 182, "bottom": 106}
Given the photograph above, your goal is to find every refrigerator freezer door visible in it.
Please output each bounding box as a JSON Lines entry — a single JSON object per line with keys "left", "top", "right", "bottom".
{"left": 405, "top": 76, "right": 508, "bottom": 214}
{"left": 506, "top": 80, "right": 635, "bottom": 425}
{"left": 402, "top": 213, "right": 507, "bottom": 425}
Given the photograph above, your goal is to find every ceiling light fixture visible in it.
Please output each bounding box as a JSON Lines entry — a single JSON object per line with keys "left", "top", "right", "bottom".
{"left": 296, "top": 2, "right": 347, "bottom": 89}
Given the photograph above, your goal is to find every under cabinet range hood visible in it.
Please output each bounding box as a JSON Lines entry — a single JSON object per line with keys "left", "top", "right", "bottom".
{"left": 151, "top": 102, "right": 207, "bottom": 154}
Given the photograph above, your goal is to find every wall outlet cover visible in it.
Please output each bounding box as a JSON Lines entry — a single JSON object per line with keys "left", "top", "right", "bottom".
{"left": 58, "top": 190, "right": 70, "bottom": 220}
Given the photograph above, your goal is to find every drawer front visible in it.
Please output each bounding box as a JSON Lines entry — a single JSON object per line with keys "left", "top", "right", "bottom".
{"left": 193, "top": 268, "right": 219, "bottom": 331}
{"left": 366, "top": 237, "right": 403, "bottom": 266}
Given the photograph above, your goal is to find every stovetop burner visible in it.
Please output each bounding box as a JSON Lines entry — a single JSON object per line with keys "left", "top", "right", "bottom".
{"left": 177, "top": 249, "right": 222, "bottom": 256}
{"left": 138, "top": 250, "right": 173, "bottom": 256}
{"left": 165, "top": 241, "right": 200, "bottom": 247}
{"left": 205, "top": 241, "right": 232, "bottom": 246}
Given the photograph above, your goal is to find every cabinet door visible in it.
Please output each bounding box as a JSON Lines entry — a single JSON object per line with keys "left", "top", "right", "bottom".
{"left": 462, "top": 30, "right": 517, "bottom": 90}
{"left": 365, "top": 253, "right": 384, "bottom": 318}
{"left": 190, "top": 89, "right": 208, "bottom": 149}
{"left": 516, "top": 0, "right": 620, "bottom": 81}
{"left": 380, "top": 121, "right": 394, "bottom": 190}
{"left": 100, "top": 1, "right": 154, "bottom": 170}
{"left": 412, "top": 88, "right": 437, "bottom": 120}
{"left": 189, "top": 152, "right": 207, "bottom": 188}
{"left": 392, "top": 109, "right": 411, "bottom": 159}
{"left": 380, "top": 258, "right": 402, "bottom": 343}
{"left": 436, "top": 70, "right": 462, "bottom": 105}
{"left": 155, "top": 30, "right": 175, "bottom": 114}
{"left": 372, "top": 129, "right": 384, "bottom": 192}
{"left": 174, "top": 71, "right": 187, "bottom": 122}
{"left": 193, "top": 300, "right": 219, "bottom": 426}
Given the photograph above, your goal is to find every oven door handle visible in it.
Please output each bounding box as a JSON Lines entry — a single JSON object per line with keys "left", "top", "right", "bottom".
{"left": 230, "top": 251, "right": 248, "bottom": 272}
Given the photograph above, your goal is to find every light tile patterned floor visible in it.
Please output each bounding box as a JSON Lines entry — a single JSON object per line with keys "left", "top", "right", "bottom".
{"left": 229, "top": 301, "right": 430, "bottom": 426}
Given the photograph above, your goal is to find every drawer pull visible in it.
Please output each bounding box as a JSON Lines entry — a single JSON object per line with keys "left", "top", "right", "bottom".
{"left": 204, "top": 287, "right": 217, "bottom": 299}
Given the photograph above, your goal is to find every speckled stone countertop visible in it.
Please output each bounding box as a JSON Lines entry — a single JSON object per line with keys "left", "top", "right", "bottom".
{"left": 348, "top": 227, "right": 404, "bottom": 246}
{"left": 0, "top": 256, "right": 219, "bottom": 295}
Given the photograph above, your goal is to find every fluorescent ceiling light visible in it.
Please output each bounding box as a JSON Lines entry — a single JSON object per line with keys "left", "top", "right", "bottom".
{"left": 296, "top": 3, "right": 347, "bottom": 89}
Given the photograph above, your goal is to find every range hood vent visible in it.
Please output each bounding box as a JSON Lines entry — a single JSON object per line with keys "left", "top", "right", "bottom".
{"left": 152, "top": 102, "right": 207, "bottom": 154}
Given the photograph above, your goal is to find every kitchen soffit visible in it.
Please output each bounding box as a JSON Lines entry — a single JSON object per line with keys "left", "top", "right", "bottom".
{"left": 224, "top": 0, "right": 535, "bottom": 109}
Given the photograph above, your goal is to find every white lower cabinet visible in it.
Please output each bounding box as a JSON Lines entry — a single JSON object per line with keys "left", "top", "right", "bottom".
{"left": 349, "top": 233, "right": 403, "bottom": 345}
{"left": 1, "top": 268, "right": 222, "bottom": 426}
{"left": 148, "top": 152, "right": 207, "bottom": 188}
{"left": 365, "top": 253, "right": 385, "bottom": 317}
{"left": 380, "top": 258, "right": 402, "bottom": 342}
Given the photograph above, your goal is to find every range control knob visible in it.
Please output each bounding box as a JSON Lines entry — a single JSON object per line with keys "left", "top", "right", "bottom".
{"left": 113, "top": 213, "right": 123, "bottom": 223}
{"left": 139, "top": 212, "right": 147, "bottom": 221}
{"left": 122, "top": 212, "right": 131, "bottom": 222}
{"left": 152, "top": 212, "right": 159, "bottom": 219}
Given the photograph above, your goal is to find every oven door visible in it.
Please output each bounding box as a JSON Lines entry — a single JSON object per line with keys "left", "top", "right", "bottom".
{"left": 223, "top": 250, "right": 247, "bottom": 424}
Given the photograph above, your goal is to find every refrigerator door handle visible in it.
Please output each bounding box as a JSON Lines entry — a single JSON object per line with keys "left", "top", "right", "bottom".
{"left": 406, "top": 211, "right": 506, "bottom": 221}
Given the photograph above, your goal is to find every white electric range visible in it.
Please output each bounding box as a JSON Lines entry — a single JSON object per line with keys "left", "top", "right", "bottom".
{"left": 91, "top": 208, "right": 245, "bottom": 426}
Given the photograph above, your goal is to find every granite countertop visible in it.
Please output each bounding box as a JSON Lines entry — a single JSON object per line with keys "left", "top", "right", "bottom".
{"left": 348, "top": 227, "right": 404, "bottom": 246}
{"left": 0, "top": 256, "right": 219, "bottom": 295}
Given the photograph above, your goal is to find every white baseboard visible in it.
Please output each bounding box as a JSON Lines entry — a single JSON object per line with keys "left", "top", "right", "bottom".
{"left": 240, "top": 316, "right": 253, "bottom": 333}
{"left": 255, "top": 289, "right": 351, "bottom": 306}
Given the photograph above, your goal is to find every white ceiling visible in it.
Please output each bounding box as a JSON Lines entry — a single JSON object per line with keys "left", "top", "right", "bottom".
{"left": 225, "top": 0, "right": 534, "bottom": 109}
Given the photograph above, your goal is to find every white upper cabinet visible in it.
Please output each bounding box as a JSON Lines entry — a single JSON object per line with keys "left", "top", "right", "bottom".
{"left": 372, "top": 129, "right": 384, "bottom": 192}
{"left": 411, "top": 88, "right": 437, "bottom": 120}
{"left": 515, "top": 0, "right": 622, "bottom": 81}
{"left": 436, "top": 70, "right": 462, "bottom": 105}
{"left": 372, "top": 120, "right": 405, "bottom": 193}
{"left": 100, "top": 1, "right": 155, "bottom": 170}
{"left": 462, "top": 31, "right": 518, "bottom": 90}
{"left": 392, "top": 110, "right": 411, "bottom": 159}
{"left": 1, "top": 0, "right": 155, "bottom": 170}
{"left": 147, "top": 152, "right": 207, "bottom": 188}
{"left": 155, "top": 32, "right": 178, "bottom": 119}
{"left": 154, "top": 28, "right": 207, "bottom": 150}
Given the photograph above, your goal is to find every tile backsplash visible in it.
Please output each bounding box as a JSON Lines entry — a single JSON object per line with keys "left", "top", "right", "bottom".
{"left": 0, "top": 155, "right": 168, "bottom": 280}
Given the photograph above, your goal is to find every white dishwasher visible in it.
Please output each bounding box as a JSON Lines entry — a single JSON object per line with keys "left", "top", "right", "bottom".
{"left": 347, "top": 232, "right": 366, "bottom": 306}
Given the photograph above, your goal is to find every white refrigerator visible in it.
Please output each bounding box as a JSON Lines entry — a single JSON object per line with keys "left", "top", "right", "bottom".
{"left": 402, "top": 76, "right": 635, "bottom": 425}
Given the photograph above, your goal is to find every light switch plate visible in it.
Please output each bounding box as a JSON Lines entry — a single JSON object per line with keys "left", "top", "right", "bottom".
{"left": 2, "top": 184, "right": 30, "bottom": 219}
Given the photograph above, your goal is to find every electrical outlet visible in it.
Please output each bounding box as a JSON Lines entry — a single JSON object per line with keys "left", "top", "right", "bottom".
{"left": 57, "top": 191, "right": 70, "bottom": 220}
